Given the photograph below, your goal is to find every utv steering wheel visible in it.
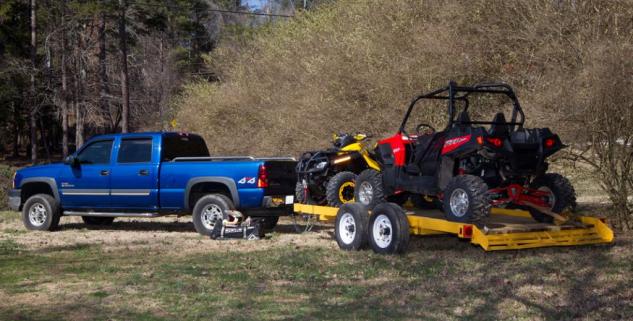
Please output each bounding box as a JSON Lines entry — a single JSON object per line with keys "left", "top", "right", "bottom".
{"left": 415, "top": 123, "right": 436, "bottom": 135}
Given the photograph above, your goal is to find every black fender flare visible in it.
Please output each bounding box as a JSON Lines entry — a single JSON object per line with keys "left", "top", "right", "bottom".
{"left": 184, "top": 177, "right": 240, "bottom": 210}
{"left": 19, "top": 177, "right": 61, "bottom": 204}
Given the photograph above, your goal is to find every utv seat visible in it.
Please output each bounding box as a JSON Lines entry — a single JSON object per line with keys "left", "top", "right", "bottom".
{"left": 488, "top": 112, "right": 510, "bottom": 137}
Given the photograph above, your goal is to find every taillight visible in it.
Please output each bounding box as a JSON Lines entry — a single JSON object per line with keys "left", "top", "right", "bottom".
{"left": 257, "top": 164, "right": 269, "bottom": 188}
{"left": 544, "top": 138, "right": 555, "bottom": 148}
{"left": 486, "top": 137, "right": 503, "bottom": 148}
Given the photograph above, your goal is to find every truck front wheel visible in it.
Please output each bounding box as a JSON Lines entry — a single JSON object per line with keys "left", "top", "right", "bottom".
{"left": 192, "top": 194, "right": 235, "bottom": 236}
{"left": 22, "top": 194, "right": 61, "bottom": 231}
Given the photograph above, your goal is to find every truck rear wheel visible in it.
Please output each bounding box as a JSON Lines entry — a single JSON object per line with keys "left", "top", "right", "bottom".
{"left": 192, "top": 194, "right": 235, "bottom": 236}
{"left": 335, "top": 203, "right": 369, "bottom": 251}
{"left": 22, "top": 194, "right": 61, "bottom": 231}
{"left": 326, "top": 171, "right": 357, "bottom": 207}
{"left": 368, "top": 203, "right": 410, "bottom": 254}
{"left": 354, "top": 169, "right": 385, "bottom": 209}
{"left": 443, "top": 175, "right": 490, "bottom": 222}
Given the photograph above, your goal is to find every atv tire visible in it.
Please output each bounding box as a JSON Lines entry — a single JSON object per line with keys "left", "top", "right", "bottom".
{"left": 295, "top": 182, "right": 306, "bottom": 204}
{"left": 368, "top": 203, "right": 410, "bottom": 254}
{"left": 443, "top": 175, "right": 490, "bottom": 222}
{"left": 527, "top": 173, "right": 577, "bottom": 223}
{"left": 335, "top": 203, "right": 370, "bottom": 251}
{"left": 354, "top": 169, "right": 385, "bottom": 209}
{"left": 326, "top": 171, "right": 357, "bottom": 207}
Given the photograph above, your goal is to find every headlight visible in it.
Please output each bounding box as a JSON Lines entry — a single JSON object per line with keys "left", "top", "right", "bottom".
{"left": 316, "top": 161, "right": 328, "bottom": 169}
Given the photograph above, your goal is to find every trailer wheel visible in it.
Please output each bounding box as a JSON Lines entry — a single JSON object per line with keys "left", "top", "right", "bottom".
{"left": 368, "top": 203, "right": 410, "bottom": 254}
{"left": 354, "top": 169, "right": 385, "bottom": 209}
{"left": 528, "top": 173, "right": 577, "bottom": 223}
{"left": 443, "top": 175, "right": 490, "bottom": 222}
{"left": 326, "top": 171, "right": 357, "bottom": 207}
{"left": 335, "top": 203, "right": 369, "bottom": 250}
{"left": 192, "top": 194, "right": 235, "bottom": 236}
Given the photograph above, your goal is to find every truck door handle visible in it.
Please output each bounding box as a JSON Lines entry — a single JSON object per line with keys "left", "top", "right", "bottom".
{"left": 138, "top": 169, "right": 149, "bottom": 176}
{"left": 100, "top": 170, "right": 110, "bottom": 176}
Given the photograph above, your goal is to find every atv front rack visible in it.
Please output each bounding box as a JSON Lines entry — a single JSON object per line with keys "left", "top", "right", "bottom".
{"left": 293, "top": 204, "right": 614, "bottom": 251}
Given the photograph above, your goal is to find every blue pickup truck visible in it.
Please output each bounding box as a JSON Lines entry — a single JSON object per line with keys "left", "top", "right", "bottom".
{"left": 7, "top": 132, "right": 296, "bottom": 235}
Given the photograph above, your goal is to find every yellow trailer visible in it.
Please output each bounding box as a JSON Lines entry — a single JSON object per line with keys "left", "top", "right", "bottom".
{"left": 293, "top": 202, "right": 614, "bottom": 253}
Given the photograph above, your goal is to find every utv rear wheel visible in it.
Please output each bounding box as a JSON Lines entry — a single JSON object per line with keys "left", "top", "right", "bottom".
{"left": 82, "top": 216, "right": 115, "bottom": 226}
{"left": 326, "top": 171, "right": 357, "bottom": 207}
{"left": 335, "top": 203, "right": 370, "bottom": 251}
{"left": 528, "top": 173, "right": 577, "bottom": 223}
{"left": 443, "top": 175, "right": 490, "bottom": 222}
{"left": 192, "top": 194, "right": 235, "bottom": 236}
{"left": 354, "top": 169, "right": 385, "bottom": 209}
{"left": 368, "top": 203, "right": 410, "bottom": 254}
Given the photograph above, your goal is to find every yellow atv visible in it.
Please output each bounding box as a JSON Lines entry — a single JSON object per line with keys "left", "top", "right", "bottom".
{"left": 296, "top": 133, "right": 380, "bottom": 206}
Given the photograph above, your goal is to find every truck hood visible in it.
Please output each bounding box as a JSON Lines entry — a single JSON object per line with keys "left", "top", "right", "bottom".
{"left": 15, "top": 163, "right": 65, "bottom": 187}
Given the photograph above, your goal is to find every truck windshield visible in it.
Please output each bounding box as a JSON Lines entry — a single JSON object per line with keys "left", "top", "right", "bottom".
{"left": 161, "top": 134, "right": 210, "bottom": 161}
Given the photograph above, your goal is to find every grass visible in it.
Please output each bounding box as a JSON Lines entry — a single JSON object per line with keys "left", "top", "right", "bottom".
{"left": 0, "top": 211, "right": 631, "bottom": 321}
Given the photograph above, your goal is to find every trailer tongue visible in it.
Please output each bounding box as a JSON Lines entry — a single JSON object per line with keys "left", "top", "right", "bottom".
{"left": 293, "top": 203, "right": 613, "bottom": 253}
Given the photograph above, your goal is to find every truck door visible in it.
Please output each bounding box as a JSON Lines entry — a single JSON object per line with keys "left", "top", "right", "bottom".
{"left": 109, "top": 136, "right": 159, "bottom": 210}
{"left": 58, "top": 139, "right": 113, "bottom": 209}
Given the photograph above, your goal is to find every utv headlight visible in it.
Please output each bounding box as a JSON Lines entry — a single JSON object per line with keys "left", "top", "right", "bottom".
{"left": 316, "top": 161, "right": 328, "bottom": 169}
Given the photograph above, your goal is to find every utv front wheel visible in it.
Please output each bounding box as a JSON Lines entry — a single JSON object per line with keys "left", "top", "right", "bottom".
{"left": 354, "top": 169, "right": 385, "bottom": 209}
{"left": 443, "top": 175, "right": 490, "bottom": 222}
{"left": 528, "top": 173, "right": 577, "bottom": 223}
{"left": 326, "top": 171, "right": 357, "bottom": 207}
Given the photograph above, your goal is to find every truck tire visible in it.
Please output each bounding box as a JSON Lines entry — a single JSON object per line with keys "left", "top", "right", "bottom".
{"left": 335, "top": 203, "right": 369, "bottom": 251}
{"left": 326, "top": 171, "right": 357, "bottom": 207}
{"left": 261, "top": 216, "right": 279, "bottom": 230}
{"left": 22, "top": 194, "right": 61, "bottom": 231}
{"left": 192, "top": 194, "right": 235, "bottom": 236}
{"left": 368, "top": 203, "right": 410, "bottom": 254}
{"left": 82, "top": 216, "right": 115, "bottom": 226}
{"left": 354, "top": 169, "right": 385, "bottom": 209}
{"left": 528, "top": 173, "right": 577, "bottom": 223}
{"left": 443, "top": 175, "right": 490, "bottom": 222}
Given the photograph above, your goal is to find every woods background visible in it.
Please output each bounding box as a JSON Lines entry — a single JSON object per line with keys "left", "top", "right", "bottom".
{"left": 1, "top": 0, "right": 632, "bottom": 228}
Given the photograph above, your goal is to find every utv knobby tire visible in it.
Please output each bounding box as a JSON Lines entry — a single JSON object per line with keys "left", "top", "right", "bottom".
{"left": 528, "top": 173, "right": 577, "bottom": 223}
{"left": 443, "top": 175, "right": 490, "bottom": 222}
{"left": 335, "top": 203, "right": 370, "bottom": 251}
{"left": 368, "top": 203, "right": 410, "bottom": 255}
{"left": 326, "top": 171, "right": 357, "bottom": 207}
{"left": 82, "top": 216, "right": 115, "bottom": 226}
{"left": 22, "top": 194, "right": 61, "bottom": 231}
{"left": 192, "top": 194, "right": 235, "bottom": 236}
{"left": 354, "top": 169, "right": 385, "bottom": 209}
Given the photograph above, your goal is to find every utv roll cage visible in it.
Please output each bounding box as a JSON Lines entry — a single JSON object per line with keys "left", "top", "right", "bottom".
{"left": 399, "top": 81, "right": 526, "bottom": 133}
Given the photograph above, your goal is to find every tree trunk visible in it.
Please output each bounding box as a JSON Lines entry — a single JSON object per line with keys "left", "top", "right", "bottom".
{"left": 12, "top": 102, "right": 19, "bottom": 158}
{"left": 119, "top": 0, "right": 129, "bottom": 133}
{"left": 99, "top": 5, "right": 111, "bottom": 132}
{"left": 30, "top": 0, "right": 37, "bottom": 163}
{"left": 61, "top": 0, "right": 69, "bottom": 157}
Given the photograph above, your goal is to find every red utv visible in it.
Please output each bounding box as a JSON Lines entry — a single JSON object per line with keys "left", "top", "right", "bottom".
{"left": 354, "top": 81, "right": 576, "bottom": 223}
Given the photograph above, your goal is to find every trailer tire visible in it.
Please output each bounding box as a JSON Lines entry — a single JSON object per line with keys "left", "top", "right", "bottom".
{"left": 22, "top": 194, "right": 61, "bottom": 231}
{"left": 335, "top": 203, "right": 370, "bottom": 251}
{"left": 326, "top": 171, "right": 357, "bottom": 207}
{"left": 368, "top": 203, "right": 410, "bottom": 254}
{"left": 443, "top": 175, "right": 490, "bottom": 222}
{"left": 193, "top": 194, "right": 235, "bottom": 236}
{"left": 528, "top": 173, "right": 577, "bottom": 223}
{"left": 354, "top": 169, "right": 385, "bottom": 209}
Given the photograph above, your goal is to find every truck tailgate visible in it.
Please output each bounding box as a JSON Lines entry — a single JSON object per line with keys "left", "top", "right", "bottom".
{"left": 263, "top": 160, "right": 297, "bottom": 196}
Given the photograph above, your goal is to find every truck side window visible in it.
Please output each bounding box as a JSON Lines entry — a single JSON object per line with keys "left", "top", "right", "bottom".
{"left": 77, "top": 140, "right": 113, "bottom": 164}
{"left": 161, "top": 134, "right": 210, "bottom": 161}
{"left": 118, "top": 138, "right": 152, "bottom": 163}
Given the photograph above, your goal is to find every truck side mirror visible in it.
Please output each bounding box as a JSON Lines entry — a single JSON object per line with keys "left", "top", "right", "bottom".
{"left": 64, "top": 155, "right": 79, "bottom": 167}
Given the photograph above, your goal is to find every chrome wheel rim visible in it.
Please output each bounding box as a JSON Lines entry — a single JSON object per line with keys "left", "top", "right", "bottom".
{"left": 358, "top": 182, "right": 373, "bottom": 205}
{"left": 338, "top": 213, "right": 356, "bottom": 245}
{"left": 28, "top": 203, "right": 48, "bottom": 227}
{"left": 372, "top": 214, "right": 392, "bottom": 249}
{"left": 449, "top": 188, "right": 469, "bottom": 217}
{"left": 201, "top": 204, "right": 224, "bottom": 230}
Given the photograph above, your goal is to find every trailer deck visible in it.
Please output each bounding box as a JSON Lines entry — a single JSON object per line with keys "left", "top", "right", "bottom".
{"left": 293, "top": 203, "right": 614, "bottom": 251}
